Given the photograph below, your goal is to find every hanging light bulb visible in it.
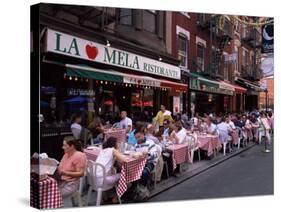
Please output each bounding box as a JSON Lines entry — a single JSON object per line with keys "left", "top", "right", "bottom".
{"left": 85, "top": 79, "right": 89, "bottom": 82}
{"left": 105, "top": 81, "right": 108, "bottom": 85}
{"left": 69, "top": 76, "right": 72, "bottom": 80}
{"left": 106, "top": 40, "right": 111, "bottom": 47}
{"left": 100, "top": 80, "right": 103, "bottom": 84}
{"left": 75, "top": 77, "right": 78, "bottom": 81}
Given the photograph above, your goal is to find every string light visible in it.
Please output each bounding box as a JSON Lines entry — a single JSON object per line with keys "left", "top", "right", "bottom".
{"left": 105, "top": 81, "right": 108, "bottom": 85}
{"left": 114, "top": 82, "right": 116, "bottom": 86}
{"left": 75, "top": 77, "right": 78, "bottom": 81}
{"left": 125, "top": 84, "right": 128, "bottom": 87}
{"left": 100, "top": 81, "right": 103, "bottom": 84}
{"left": 69, "top": 76, "right": 72, "bottom": 80}
{"left": 85, "top": 79, "right": 89, "bottom": 82}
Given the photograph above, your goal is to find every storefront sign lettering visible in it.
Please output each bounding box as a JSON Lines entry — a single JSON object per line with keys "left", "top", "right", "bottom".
{"left": 46, "top": 29, "right": 181, "bottom": 80}
{"left": 67, "top": 88, "right": 95, "bottom": 96}
{"left": 123, "top": 76, "right": 161, "bottom": 87}
{"left": 189, "top": 78, "right": 233, "bottom": 95}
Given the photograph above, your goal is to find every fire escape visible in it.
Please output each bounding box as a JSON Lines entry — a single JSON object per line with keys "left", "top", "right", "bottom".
{"left": 196, "top": 14, "right": 233, "bottom": 80}
{"left": 241, "top": 25, "right": 262, "bottom": 81}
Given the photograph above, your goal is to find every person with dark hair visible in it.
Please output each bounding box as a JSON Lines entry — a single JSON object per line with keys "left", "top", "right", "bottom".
{"left": 70, "top": 114, "right": 82, "bottom": 139}
{"left": 154, "top": 105, "right": 173, "bottom": 132}
{"left": 88, "top": 117, "right": 105, "bottom": 144}
{"left": 134, "top": 131, "right": 161, "bottom": 186}
{"left": 95, "top": 137, "right": 128, "bottom": 190}
{"left": 120, "top": 111, "right": 133, "bottom": 133}
{"left": 57, "top": 136, "right": 87, "bottom": 201}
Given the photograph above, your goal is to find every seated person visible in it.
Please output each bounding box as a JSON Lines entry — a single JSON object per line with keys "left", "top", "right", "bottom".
{"left": 161, "top": 119, "right": 173, "bottom": 142}
{"left": 88, "top": 117, "right": 105, "bottom": 144}
{"left": 95, "top": 137, "right": 128, "bottom": 189}
{"left": 145, "top": 124, "right": 160, "bottom": 145}
{"left": 205, "top": 117, "right": 217, "bottom": 135}
{"left": 169, "top": 121, "right": 187, "bottom": 144}
{"left": 216, "top": 117, "right": 232, "bottom": 144}
{"left": 57, "top": 136, "right": 87, "bottom": 201}
{"left": 134, "top": 131, "right": 161, "bottom": 186}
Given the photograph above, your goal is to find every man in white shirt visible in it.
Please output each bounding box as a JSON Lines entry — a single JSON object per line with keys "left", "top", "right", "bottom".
{"left": 216, "top": 117, "right": 231, "bottom": 143}
{"left": 205, "top": 117, "right": 217, "bottom": 135}
{"left": 119, "top": 111, "right": 133, "bottom": 133}
{"left": 70, "top": 114, "right": 82, "bottom": 139}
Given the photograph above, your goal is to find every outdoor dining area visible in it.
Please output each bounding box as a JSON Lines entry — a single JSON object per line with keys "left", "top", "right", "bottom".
{"left": 30, "top": 109, "right": 273, "bottom": 209}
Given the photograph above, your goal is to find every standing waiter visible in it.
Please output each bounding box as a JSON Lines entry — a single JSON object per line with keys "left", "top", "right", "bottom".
{"left": 153, "top": 105, "right": 173, "bottom": 134}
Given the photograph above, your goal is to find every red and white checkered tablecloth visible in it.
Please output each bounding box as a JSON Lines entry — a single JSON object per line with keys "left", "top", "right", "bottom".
{"left": 84, "top": 148, "right": 147, "bottom": 198}
{"left": 116, "top": 156, "right": 147, "bottom": 197}
{"left": 104, "top": 129, "right": 126, "bottom": 143}
{"left": 84, "top": 147, "right": 101, "bottom": 161}
{"left": 197, "top": 135, "right": 222, "bottom": 156}
{"left": 166, "top": 144, "right": 189, "bottom": 170}
{"left": 30, "top": 175, "right": 63, "bottom": 209}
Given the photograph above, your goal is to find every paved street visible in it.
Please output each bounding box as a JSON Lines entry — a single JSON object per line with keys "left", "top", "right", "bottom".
{"left": 149, "top": 143, "right": 273, "bottom": 202}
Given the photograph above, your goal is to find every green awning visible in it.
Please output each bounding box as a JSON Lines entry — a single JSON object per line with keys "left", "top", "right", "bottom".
{"left": 188, "top": 72, "right": 219, "bottom": 88}
{"left": 66, "top": 64, "right": 123, "bottom": 83}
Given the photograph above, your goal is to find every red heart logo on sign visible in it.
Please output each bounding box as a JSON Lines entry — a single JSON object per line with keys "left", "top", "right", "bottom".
{"left": 85, "top": 44, "right": 98, "bottom": 60}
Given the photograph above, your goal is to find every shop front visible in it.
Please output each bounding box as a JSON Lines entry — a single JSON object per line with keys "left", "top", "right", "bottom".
{"left": 235, "top": 77, "right": 262, "bottom": 111}
{"left": 188, "top": 73, "right": 234, "bottom": 116}
{"left": 41, "top": 28, "right": 187, "bottom": 128}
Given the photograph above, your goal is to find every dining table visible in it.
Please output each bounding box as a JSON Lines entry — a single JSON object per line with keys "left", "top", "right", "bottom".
{"left": 84, "top": 147, "right": 147, "bottom": 198}
{"left": 104, "top": 128, "right": 126, "bottom": 143}
{"left": 165, "top": 143, "right": 190, "bottom": 170}
{"left": 196, "top": 133, "right": 222, "bottom": 157}
{"left": 30, "top": 174, "right": 64, "bottom": 209}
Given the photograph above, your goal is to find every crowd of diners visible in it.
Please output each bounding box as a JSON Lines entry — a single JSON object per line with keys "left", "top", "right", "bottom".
{"left": 54, "top": 105, "right": 274, "bottom": 205}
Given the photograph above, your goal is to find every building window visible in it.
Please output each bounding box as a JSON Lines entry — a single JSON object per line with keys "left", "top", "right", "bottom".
{"left": 143, "top": 10, "right": 157, "bottom": 33}
{"left": 178, "top": 34, "right": 188, "bottom": 68}
{"left": 242, "top": 49, "right": 249, "bottom": 66}
{"left": 119, "top": 9, "right": 132, "bottom": 25}
{"left": 197, "top": 43, "right": 205, "bottom": 72}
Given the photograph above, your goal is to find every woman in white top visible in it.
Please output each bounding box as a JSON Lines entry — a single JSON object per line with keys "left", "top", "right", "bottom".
{"left": 95, "top": 137, "right": 128, "bottom": 189}
{"left": 170, "top": 121, "right": 187, "bottom": 144}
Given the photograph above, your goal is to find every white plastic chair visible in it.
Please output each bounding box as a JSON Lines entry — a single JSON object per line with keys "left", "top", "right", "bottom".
{"left": 187, "top": 134, "right": 200, "bottom": 162}
{"left": 217, "top": 129, "right": 231, "bottom": 156}
{"left": 151, "top": 144, "right": 162, "bottom": 189}
{"left": 86, "top": 160, "right": 121, "bottom": 206}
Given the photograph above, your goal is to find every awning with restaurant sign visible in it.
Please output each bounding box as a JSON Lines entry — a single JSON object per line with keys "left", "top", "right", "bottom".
{"left": 66, "top": 64, "right": 187, "bottom": 92}
{"left": 188, "top": 72, "right": 234, "bottom": 95}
